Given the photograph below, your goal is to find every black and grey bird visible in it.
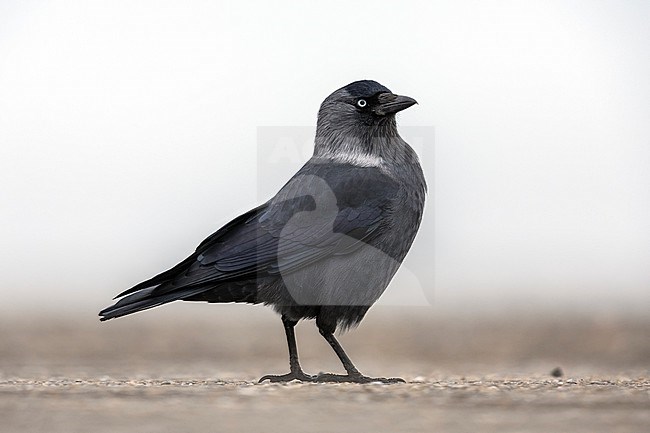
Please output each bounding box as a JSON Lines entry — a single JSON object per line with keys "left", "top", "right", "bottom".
{"left": 99, "top": 80, "right": 426, "bottom": 383}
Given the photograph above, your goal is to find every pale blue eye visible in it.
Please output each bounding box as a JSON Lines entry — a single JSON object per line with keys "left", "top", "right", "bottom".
{"left": 356, "top": 99, "right": 367, "bottom": 108}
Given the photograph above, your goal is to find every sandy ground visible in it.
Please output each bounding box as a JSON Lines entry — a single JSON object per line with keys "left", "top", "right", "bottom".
{"left": 1, "top": 305, "right": 649, "bottom": 432}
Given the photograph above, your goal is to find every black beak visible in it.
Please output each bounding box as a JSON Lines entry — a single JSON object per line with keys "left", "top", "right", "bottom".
{"left": 373, "top": 93, "right": 418, "bottom": 116}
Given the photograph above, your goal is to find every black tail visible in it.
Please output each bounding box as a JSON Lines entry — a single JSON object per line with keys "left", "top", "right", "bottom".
{"left": 100, "top": 206, "right": 267, "bottom": 321}
{"left": 98, "top": 285, "right": 209, "bottom": 321}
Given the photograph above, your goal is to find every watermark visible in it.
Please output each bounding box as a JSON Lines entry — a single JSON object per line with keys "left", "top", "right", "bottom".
{"left": 255, "top": 126, "right": 435, "bottom": 307}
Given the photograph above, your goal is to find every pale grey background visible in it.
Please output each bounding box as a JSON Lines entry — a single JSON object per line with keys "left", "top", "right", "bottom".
{"left": 0, "top": 0, "right": 648, "bottom": 314}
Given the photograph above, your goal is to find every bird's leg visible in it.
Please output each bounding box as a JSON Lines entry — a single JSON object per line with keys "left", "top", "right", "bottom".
{"left": 258, "top": 315, "right": 315, "bottom": 383}
{"left": 315, "top": 328, "right": 405, "bottom": 384}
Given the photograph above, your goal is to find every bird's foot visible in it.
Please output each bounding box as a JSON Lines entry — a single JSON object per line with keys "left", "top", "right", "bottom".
{"left": 258, "top": 371, "right": 405, "bottom": 384}
{"left": 313, "top": 372, "right": 405, "bottom": 384}
{"left": 258, "top": 371, "right": 315, "bottom": 383}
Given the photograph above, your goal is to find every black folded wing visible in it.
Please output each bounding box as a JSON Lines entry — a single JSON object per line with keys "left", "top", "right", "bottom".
{"left": 100, "top": 162, "right": 397, "bottom": 320}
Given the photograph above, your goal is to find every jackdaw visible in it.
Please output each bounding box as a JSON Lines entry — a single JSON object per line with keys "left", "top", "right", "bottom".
{"left": 99, "top": 80, "right": 426, "bottom": 383}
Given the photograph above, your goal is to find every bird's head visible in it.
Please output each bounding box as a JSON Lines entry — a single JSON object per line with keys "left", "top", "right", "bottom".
{"left": 317, "top": 80, "right": 416, "bottom": 131}
{"left": 314, "top": 80, "right": 418, "bottom": 162}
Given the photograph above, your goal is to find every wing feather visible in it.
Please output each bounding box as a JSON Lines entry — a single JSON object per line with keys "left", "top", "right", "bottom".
{"left": 120, "top": 163, "right": 397, "bottom": 299}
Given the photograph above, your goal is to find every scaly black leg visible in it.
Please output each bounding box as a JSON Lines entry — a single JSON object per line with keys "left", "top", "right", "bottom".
{"left": 258, "top": 315, "right": 315, "bottom": 383}
{"left": 315, "top": 327, "right": 405, "bottom": 384}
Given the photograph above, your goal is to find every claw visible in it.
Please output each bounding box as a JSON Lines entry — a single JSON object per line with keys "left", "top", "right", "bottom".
{"left": 258, "top": 371, "right": 315, "bottom": 383}
{"left": 259, "top": 371, "right": 405, "bottom": 384}
{"left": 314, "top": 373, "right": 405, "bottom": 384}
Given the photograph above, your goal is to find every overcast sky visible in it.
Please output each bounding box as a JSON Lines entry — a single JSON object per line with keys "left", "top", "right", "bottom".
{"left": 1, "top": 0, "right": 648, "bottom": 315}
